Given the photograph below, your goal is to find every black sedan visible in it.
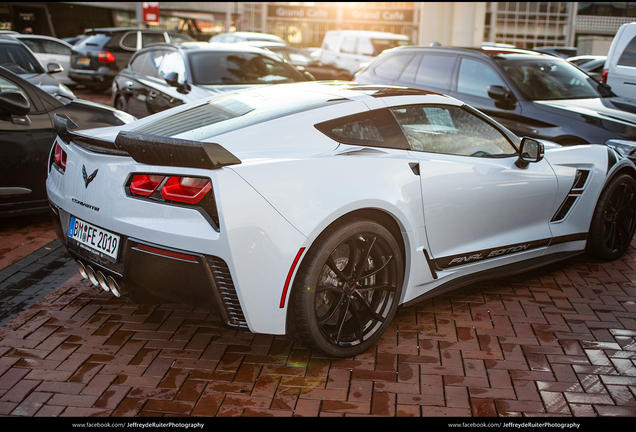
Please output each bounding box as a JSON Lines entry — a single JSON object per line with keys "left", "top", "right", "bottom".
{"left": 239, "top": 41, "right": 352, "bottom": 80}
{"left": 112, "top": 42, "right": 312, "bottom": 118}
{"left": 354, "top": 46, "right": 636, "bottom": 159}
{"left": 0, "top": 66, "right": 136, "bottom": 218}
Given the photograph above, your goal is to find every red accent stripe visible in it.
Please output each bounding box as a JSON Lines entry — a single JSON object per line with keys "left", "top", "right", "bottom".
{"left": 136, "top": 243, "right": 197, "bottom": 262}
{"left": 280, "top": 248, "right": 306, "bottom": 308}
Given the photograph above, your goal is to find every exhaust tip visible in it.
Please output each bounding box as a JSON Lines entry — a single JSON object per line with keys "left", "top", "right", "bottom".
{"left": 107, "top": 276, "right": 121, "bottom": 297}
{"left": 76, "top": 260, "right": 88, "bottom": 279}
{"left": 96, "top": 271, "right": 110, "bottom": 292}
{"left": 85, "top": 265, "right": 99, "bottom": 286}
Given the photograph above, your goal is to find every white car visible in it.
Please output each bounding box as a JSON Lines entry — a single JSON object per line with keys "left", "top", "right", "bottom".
{"left": 46, "top": 82, "right": 636, "bottom": 358}
{"left": 11, "top": 34, "right": 74, "bottom": 86}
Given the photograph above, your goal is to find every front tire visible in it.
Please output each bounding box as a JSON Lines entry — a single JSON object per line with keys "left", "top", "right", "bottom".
{"left": 587, "top": 173, "right": 636, "bottom": 260}
{"left": 289, "top": 219, "right": 404, "bottom": 358}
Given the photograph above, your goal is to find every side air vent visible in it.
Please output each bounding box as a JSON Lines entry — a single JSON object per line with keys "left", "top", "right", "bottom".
{"left": 208, "top": 256, "right": 248, "bottom": 329}
{"left": 551, "top": 169, "right": 590, "bottom": 222}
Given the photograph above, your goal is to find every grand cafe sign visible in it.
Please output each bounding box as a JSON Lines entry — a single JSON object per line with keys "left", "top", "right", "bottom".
{"left": 268, "top": 5, "right": 414, "bottom": 23}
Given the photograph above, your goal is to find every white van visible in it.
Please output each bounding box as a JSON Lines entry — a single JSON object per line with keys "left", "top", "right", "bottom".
{"left": 603, "top": 22, "right": 636, "bottom": 99}
{"left": 319, "top": 30, "right": 411, "bottom": 77}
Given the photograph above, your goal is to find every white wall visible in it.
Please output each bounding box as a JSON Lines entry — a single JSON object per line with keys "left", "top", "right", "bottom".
{"left": 418, "top": 2, "right": 486, "bottom": 47}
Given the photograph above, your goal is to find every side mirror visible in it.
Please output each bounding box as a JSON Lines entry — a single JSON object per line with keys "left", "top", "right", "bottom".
{"left": 164, "top": 72, "right": 190, "bottom": 94}
{"left": 516, "top": 137, "right": 544, "bottom": 168}
{"left": 164, "top": 71, "right": 179, "bottom": 87}
{"left": 0, "top": 91, "right": 30, "bottom": 116}
{"left": 487, "top": 85, "right": 513, "bottom": 102}
{"left": 47, "top": 62, "right": 63, "bottom": 74}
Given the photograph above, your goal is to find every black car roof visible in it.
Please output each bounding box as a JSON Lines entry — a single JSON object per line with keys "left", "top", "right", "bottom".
{"left": 85, "top": 28, "right": 181, "bottom": 35}
{"left": 388, "top": 45, "right": 554, "bottom": 61}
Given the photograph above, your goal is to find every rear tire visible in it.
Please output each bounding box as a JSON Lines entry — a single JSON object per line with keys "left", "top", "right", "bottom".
{"left": 587, "top": 173, "right": 636, "bottom": 260}
{"left": 114, "top": 95, "right": 127, "bottom": 112}
{"left": 289, "top": 219, "right": 404, "bottom": 358}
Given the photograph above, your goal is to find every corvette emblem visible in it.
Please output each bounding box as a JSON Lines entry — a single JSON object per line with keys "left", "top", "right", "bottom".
{"left": 82, "top": 165, "right": 98, "bottom": 188}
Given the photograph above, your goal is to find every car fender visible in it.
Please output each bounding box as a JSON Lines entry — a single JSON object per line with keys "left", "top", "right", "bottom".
{"left": 228, "top": 146, "right": 433, "bottom": 309}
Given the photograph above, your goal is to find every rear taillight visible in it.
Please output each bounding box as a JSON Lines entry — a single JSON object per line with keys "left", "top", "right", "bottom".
{"left": 161, "top": 177, "right": 212, "bottom": 204}
{"left": 130, "top": 174, "right": 165, "bottom": 197}
{"left": 129, "top": 174, "right": 211, "bottom": 204}
{"left": 128, "top": 173, "right": 218, "bottom": 230}
{"left": 98, "top": 51, "right": 115, "bottom": 63}
{"left": 602, "top": 69, "right": 608, "bottom": 84}
{"left": 53, "top": 142, "right": 67, "bottom": 173}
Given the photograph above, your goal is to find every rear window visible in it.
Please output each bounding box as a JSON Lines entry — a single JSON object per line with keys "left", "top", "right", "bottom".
{"left": 78, "top": 33, "right": 111, "bottom": 48}
{"left": 133, "top": 87, "right": 345, "bottom": 139}
{"left": 188, "top": 52, "right": 302, "bottom": 85}
{"left": 618, "top": 36, "right": 636, "bottom": 67}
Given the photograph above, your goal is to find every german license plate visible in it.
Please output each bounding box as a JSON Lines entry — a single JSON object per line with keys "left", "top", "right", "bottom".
{"left": 68, "top": 216, "right": 120, "bottom": 260}
{"left": 77, "top": 57, "right": 90, "bottom": 65}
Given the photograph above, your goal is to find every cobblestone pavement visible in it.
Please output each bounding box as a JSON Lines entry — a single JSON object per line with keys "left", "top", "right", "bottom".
{"left": 0, "top": 89, "right": 635, "bottom": 421}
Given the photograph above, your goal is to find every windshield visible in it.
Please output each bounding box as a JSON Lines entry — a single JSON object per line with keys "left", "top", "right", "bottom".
{"left": 0, "top": 44, "right": 43, "bottom": 75}
{"left": 188, "top": 51, "right": 302, "bottom": 85}
{"left": 500, "top": 58, "right": 612, "bottom": 100}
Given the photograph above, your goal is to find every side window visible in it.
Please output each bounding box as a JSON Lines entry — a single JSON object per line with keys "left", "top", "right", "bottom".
{"left": 340, "top": 37, "right": 357, "bottom": 54}
{"left": 397, "top": 55, "right": 421, "bottom": 83}
{"left": 18, "top": 39, "right": 40, "bottom": 53}
{"left": 42, "top": 40, "right": 70, "bottom": 55}
{"left": 315, "top": 109, "right": 409, "bottom": 150}
{"left": 323, "top": 33, "right": 339, "bottom": 51}
{"left": 158, "top": 51, "right": 186, "bottom": 83}
{"left": 142, "top": 33, "right": 167, "bottom": 48}
{"left": 391, "top": 104, "right": 516, "bottom": 157}
{"left": 373, "top": 54, "right": 413, "bottom": 81}
{"left": 618, "top": 36, "right": 636, "bottom": 67}
{"left": 457, "top": 58, "right": 505, "bottom": 98}
{"left": 129, "top": 52, "right": 149, "bottom": 72}
{"left": 121, "top": 32, "right": 138, "bottom": 49}
{"left": 415, "top": 55, "right": 457, "bottom": 91}
{"left": 288, "top": 50, "right": 311, "bottom": 65}
{"left": 169, "top": 33, "right": 191, "bottom": 44}
{"left": 358, "top": 38, "right": 374, "bottom": 55}
{"left": 140, "top": 49, "right": 166, "bottom": 78}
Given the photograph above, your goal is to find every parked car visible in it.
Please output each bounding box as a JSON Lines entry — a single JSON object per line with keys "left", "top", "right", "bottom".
{"left": 0, "top": 66, "right": 135, "bottom": 218}
{"left": 533, "top": 46, "right": 578, "bottom": 58}
{"left": 567, "top": 55, "right": 606, "bottom": 66}
{"left": 319, "top": 30, "right": 412, "bottom": 76}
{"left": 210, "top": 31, "right": 286, "bottom": 44}
{"left": 112, "top": 42, "right": 312, "bottom": 118}
{"left": 11, "top": 34, "right": 74, "bottom": 86}
{"left": 47, "top": 82, "right": 636, "bottom": 357}
{"left": 355, "top": 46, "right": 636, "bottom": 159}
{"left": 603, "top": 22, "right": 636, "bottom": 100}
{"left": 0, "top": 36, "right": 75, "bottom": 100}
{"left": 577, "top": 57, "right": 606, "bottom": 81}
{"left": 68, "top": 28, "right": 194, "bottom": 90}
{"left": 240, "top": 41, "right": 351, "bottom": 80}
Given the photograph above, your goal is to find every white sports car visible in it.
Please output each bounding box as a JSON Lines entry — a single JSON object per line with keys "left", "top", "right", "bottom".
{"left": 46, "top": 82, "right": 636, "bottom": 357}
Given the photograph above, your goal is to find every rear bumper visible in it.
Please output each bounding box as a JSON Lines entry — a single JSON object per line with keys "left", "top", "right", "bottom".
{"left": 68, "top": 68, "right": 115, "bottom": 86}
{"left": 49, "top": 203, "right": 248, "bottom": 329}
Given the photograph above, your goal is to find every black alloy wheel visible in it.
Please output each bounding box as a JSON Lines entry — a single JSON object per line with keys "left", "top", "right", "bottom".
{"left": 587, "top": 173, "right": 636, "bottom": 261}
{"left": 289, "top": 219, "right": 404, "bottom": 358}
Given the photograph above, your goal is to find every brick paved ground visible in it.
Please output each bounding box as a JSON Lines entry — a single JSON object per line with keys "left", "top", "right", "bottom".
{"left": 0, "top": 212, "right": 635, "bottom": 421}
{"left": 1, "top": 89, "right": 635, "bottom": 422}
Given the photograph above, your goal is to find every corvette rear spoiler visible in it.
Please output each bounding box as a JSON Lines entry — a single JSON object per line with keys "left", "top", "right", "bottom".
{"left": 53, "top": 114, "right": 241, "bottom": 169}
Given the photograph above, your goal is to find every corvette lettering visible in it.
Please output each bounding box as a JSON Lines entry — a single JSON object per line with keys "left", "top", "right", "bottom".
{"left": 72, "top": 198, "right": 100, "bottom": 212}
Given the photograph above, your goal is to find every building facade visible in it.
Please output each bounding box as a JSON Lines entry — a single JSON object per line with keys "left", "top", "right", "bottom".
{"left": 1, "top": 2, "right": 635, "bottom": 55}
